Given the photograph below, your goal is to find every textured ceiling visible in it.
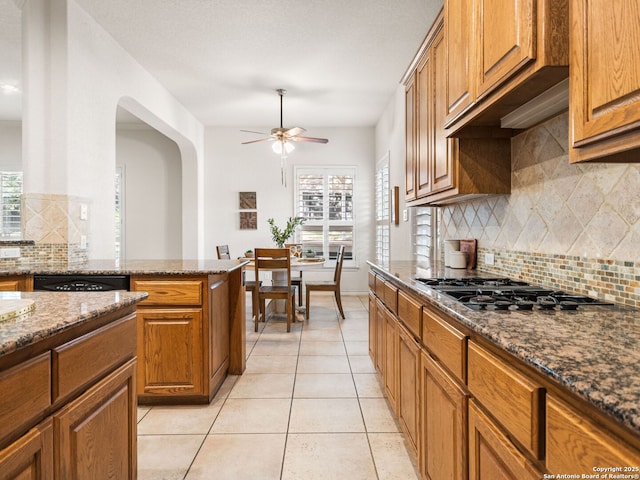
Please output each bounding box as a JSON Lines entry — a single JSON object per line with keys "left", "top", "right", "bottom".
{"left": 0, "top": 0, "right": 441, "bottom": 127}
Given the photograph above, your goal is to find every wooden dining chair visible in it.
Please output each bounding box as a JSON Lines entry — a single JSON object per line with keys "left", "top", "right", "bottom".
{"left": 285, "top": 243, "right": 304, "bottom": 306}
{"left": 305, "top": 245, "right": 346, "bottom": 320}
{"left": 254, "top": 248, "right": 296, "bottom": 332}
{"left": 216, "top": 244, "right": 261, "bottom": 320}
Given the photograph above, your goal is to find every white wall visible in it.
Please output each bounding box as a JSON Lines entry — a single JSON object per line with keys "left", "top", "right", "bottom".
{"left": 20, "top": 0, "right": 205, "bottom": 259}
{"left": 0, "top": 122, "right": 21, "bottom": 171}
{"left": 375, "top": 84, "right": 413, "bottom": 260}
{"left": 116, "top": 127, "right": 182, "bottom": 259}
{"left": 204, "top": 126, "right": 375, "bottom": 293}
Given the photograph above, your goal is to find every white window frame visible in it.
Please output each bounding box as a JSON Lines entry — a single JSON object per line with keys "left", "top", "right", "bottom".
{"left": 375, "top": 152, "right": 390, "bottom": 268}
{"left": 294, "top": 166, "right": 356, "bottom": 268}
{"left": 115, "top": 165, "right": 125, "bottom": 261}
{"left": 0, "top": 171, "right": 23, "bottom": 240}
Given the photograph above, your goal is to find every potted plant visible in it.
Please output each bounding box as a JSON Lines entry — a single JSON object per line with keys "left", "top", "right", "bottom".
{"left": 267, "top": 217, "right": 305, "bottom": 248}
{"left": 305, "top": 248, "right": 315, "bottom": 258}
{"left": 244, "top": 249, "right": 254, "bottom": 258}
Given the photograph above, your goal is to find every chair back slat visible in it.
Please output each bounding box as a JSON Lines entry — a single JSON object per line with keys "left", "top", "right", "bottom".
{"left": 216, "top": 244, "right": 231, "bottom": 259}
{"left": 334, "top": 245, "right": 346, "bottom": 284}
{"left": 254, "top": 248, "right": 291, "bottom": 286}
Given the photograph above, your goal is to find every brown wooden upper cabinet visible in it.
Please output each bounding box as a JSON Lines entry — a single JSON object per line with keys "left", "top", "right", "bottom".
{"left": 444, "top": 0, "right": 569, "bottom": 134}
{"left": 404, "top": 9, "right": 511, "bottom": 206}
{"left": 569, "top": 0, "right": 640, "bottom": 162}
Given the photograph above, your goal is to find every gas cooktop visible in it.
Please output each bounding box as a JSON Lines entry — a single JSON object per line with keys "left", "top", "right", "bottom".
{"left": 414, "top": 277, "right": 614, "bottom": 311}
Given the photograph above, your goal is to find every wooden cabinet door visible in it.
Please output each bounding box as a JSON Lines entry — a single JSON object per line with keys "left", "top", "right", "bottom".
{"left": 445, "top": 0, "right": 475, "bottom": 123}
{"left": 398, "top": 325, "right": 421, "bottom": 458}
{"left": 546, "top": 396, "right": 640, "bottom": 475}
{"left": 475, "top": 0, "right": 535, "bottom": 99}
{"left": 209, "top": 277, "right": 229, "bottom": 394}
{"left": 375, "top": 298, "right": 385, "bottom": 376}
{"left": 420, "top": 351, "right": 468, "bottom": 480}
{"left": 431, "top": 23, "right": 456, "bottom": 194}
{"left": 137, "top": 308, "right": 203, "bottom": 397}
{"left": 405, "top": 75, "right": 417, "bottom": 201}
{"left": 469, "top": 400, "right": 541, "bottom": 480}
{"left": 415, "top": 49, "right": 432, "bottom": 198}
{"left": 0, "top": 419, "right": 52, "bottom": 480}
{"left": 368, "top": 292, "right": 377, "bottom": 363}
{"left": 570, "top": 0, "right": 640, "bottom": 162}
{"left": 383, "top": 307, "right": 398, "bottom": 413}
{"left": 54, "top": 360, "right": 136, "bottom": 480}
{"left": 0, "top": 276, "right": 31, "bottom": 292}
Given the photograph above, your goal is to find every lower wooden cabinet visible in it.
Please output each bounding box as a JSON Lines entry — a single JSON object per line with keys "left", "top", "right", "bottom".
{"left": 398, "top": 324, "right": 421, "bottom": 458}
{"left": 368, "top": 293, "right": 377, "bottom": 364}
{"left": 54, "top": 359, "right": 137, "bottom": 480}
{"left": 137, "top": 308, "right": 203, "bottom": 398}
{"left": 0, "top": 419, "right": 52, "bottom": 480}
{"left": 209, "top": 277, "right": 229, "bottom": 399}
{"left": 383, "top": 306, "right": 399, "bottom": 412}
{"left": 374, "top": 298, "right": 385, "bottom": 376}
{"left": 0, "top": 275, "right": 32, "bottom": 292}
{"left": 546, "top": 396, "right": 640, "bottom": 475}
{"left": 420, "top": 351, "right": 468, "bottom": 480}
{"left": 468, "top": 400, "right": 542, "bottom": 480}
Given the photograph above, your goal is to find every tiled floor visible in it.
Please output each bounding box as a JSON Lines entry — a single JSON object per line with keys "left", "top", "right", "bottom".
{"left": 137, "top": 293, "right": 420, "bottom": 479}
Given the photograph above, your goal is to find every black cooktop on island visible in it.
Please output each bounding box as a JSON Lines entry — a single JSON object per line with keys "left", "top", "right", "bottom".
{"left": 414, "top": 277, "right": 614, "bottom": 311}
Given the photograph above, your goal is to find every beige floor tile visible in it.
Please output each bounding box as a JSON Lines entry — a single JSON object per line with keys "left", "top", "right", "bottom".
{"left": 185, "top": 433, "right": 286, "bottom": 480}
{"left": 137, "top": 403, "right": 222, "bottom": 435}
{"left": 245, "top": 354, "right": 298, "bottom": 373}
{"left": 369, "top": 433, "right": 421, "bottom": 480}
{"left": 360, "top": 398, "right": 400, "bottom": 432}
{"left": 349, "top": 355, "right": 376, "bottom": 374}
{"left": 302, "top": 328, "right": 344, "bottom": 341}
{"left": 289, "top": 398, "right": 365, "bottom": 432}
{"left": 296, "top": 355, "right": 351, "bottom": 373}
{"left": 211, "top": 398, "right": 291, "bottom": 433}
{"left": 228, "top": 373, "right": 295, "bottom": 398}
{"left": 137, "top": 434, "right": 204, "bottom": 480}
{"left": 294, "top": 373, "right": 357, "bottom": 398}
{"left": 282, "top": 433, "right": 377, "bottom": 480}
{"left": 298, "top": 340, "right": 346, "bottom": 356}
{"left": 344, "top": 340, "right": 369, "bottom": 355}
{"left": 251, "top": 339, "right": 300, "bottom": 356}
{"left": 353, "top": 373, "right": 385, "bottom": 397}
{"left": 137, "top": 406, "right": 151, "bottom": 424}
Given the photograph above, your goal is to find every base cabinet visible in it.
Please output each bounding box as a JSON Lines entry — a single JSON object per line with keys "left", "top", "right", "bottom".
{"left": 0, "top": 420, "right": 52, "bottom": 480}
{"left": 420, "top": 351, "right": 468, "bottom": 480}
{"left": 398, "top": 325, "right": 421, "bottom": 458}
{"left": 383, "top": 306, "right": 399, "bottom": 412}
{"left": 469, "top": 400, "right": 541, "bottom": 480}
{"left": 54, "top": 360, "right": 137, "bottom": 480}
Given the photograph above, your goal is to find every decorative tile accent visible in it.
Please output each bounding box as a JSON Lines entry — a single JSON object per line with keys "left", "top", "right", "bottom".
{"left": 438, "top": 112, "right": 640, "bottom": 307}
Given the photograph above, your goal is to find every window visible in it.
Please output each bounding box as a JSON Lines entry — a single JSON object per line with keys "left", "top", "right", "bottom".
{"left": 115, "top": 166, "right": 125, "bottom": 260}
{"left": 0, "top": 172, "right": 22, "bottom": 239}
{"left": 295, "top": 167, "right": 355, "bottom": 264}
{"left": 375, "top": 154, "right": 390, "bottom": 268}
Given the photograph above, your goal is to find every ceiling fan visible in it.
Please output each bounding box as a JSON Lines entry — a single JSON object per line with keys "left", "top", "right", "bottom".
{"left": 241, "top": 89, "right": 328, "bottom": 185}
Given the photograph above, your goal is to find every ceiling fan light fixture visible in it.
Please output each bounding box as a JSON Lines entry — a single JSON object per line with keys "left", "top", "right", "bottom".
{"left": 272, "top": 140, "right": 294, "bottom": 155}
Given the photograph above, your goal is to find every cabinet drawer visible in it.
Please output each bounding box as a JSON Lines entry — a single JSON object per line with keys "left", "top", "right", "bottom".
{"left": 383, "top": 282, "right": 398, "bottom": 314}
{"left": 423, "top": 306, "right": 467, "bottom": 382}
{"left": 52, "top": 314, "right": 136, "bottom": 402}
{"left": 375, "top": 276, "right": 386, "bottom": 301}
{"left": 132, "top": 280, "right": 203, "bottom": 306}
{"left": 546, "top": 396, "right": 640, "bottom": 475}
{"left": 467, "top": 341, "right": 543, "bottom": 458}
{"left": 397, "top": 290, "right": 421, "bottom": 339}
{"left": 0, "top": 353, "right": 51, "bottom": 443}
{"left": 368, "top": 271, "right": 376, "bottom": 291}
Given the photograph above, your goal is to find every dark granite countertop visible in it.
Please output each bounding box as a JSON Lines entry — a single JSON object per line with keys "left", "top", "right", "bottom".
{"left": 0, "top": 258, "right": 248, "bottom": 276}
{"left": 369, "top": 260, "right": 640, "bottom": 436}
{"left": 0, "top": 290, "right": 148, "bottom": 357}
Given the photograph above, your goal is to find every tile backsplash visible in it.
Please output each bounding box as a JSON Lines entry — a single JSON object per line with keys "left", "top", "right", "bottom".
{"left": 440, "top": 112, "right": 640, "bottom": 307}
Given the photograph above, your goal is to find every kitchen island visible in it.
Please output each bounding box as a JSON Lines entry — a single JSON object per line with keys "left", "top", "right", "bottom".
{"left": 0, "top": 290, "right": 147, "bottom": 479}
{"left": 1, "top": 258, "right": 249, "bottom": 405}
{"left": 369, "top": 260, "right": 640, "bottom": 479}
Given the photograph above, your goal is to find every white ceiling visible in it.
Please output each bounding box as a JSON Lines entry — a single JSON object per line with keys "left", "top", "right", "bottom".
{"left": 0, "top": 0, "right": 441, "bottom": 128}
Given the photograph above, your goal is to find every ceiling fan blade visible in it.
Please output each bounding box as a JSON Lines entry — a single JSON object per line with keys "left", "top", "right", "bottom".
{"left": 289, "top": 136, "right": 329, "bottom": 144}
{"left": 241, "top": 129, "right": 268, "bottom": 135}
{"left": 241, "top": 137, "right": 274, "bottom": 144}
{"left": 283, "top": 127, "right": 306, "bottom": 137}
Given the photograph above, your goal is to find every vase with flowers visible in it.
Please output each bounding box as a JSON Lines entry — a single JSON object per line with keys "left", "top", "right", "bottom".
{"left": 267, "top": 216, "right": 305, "bottom": 248}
